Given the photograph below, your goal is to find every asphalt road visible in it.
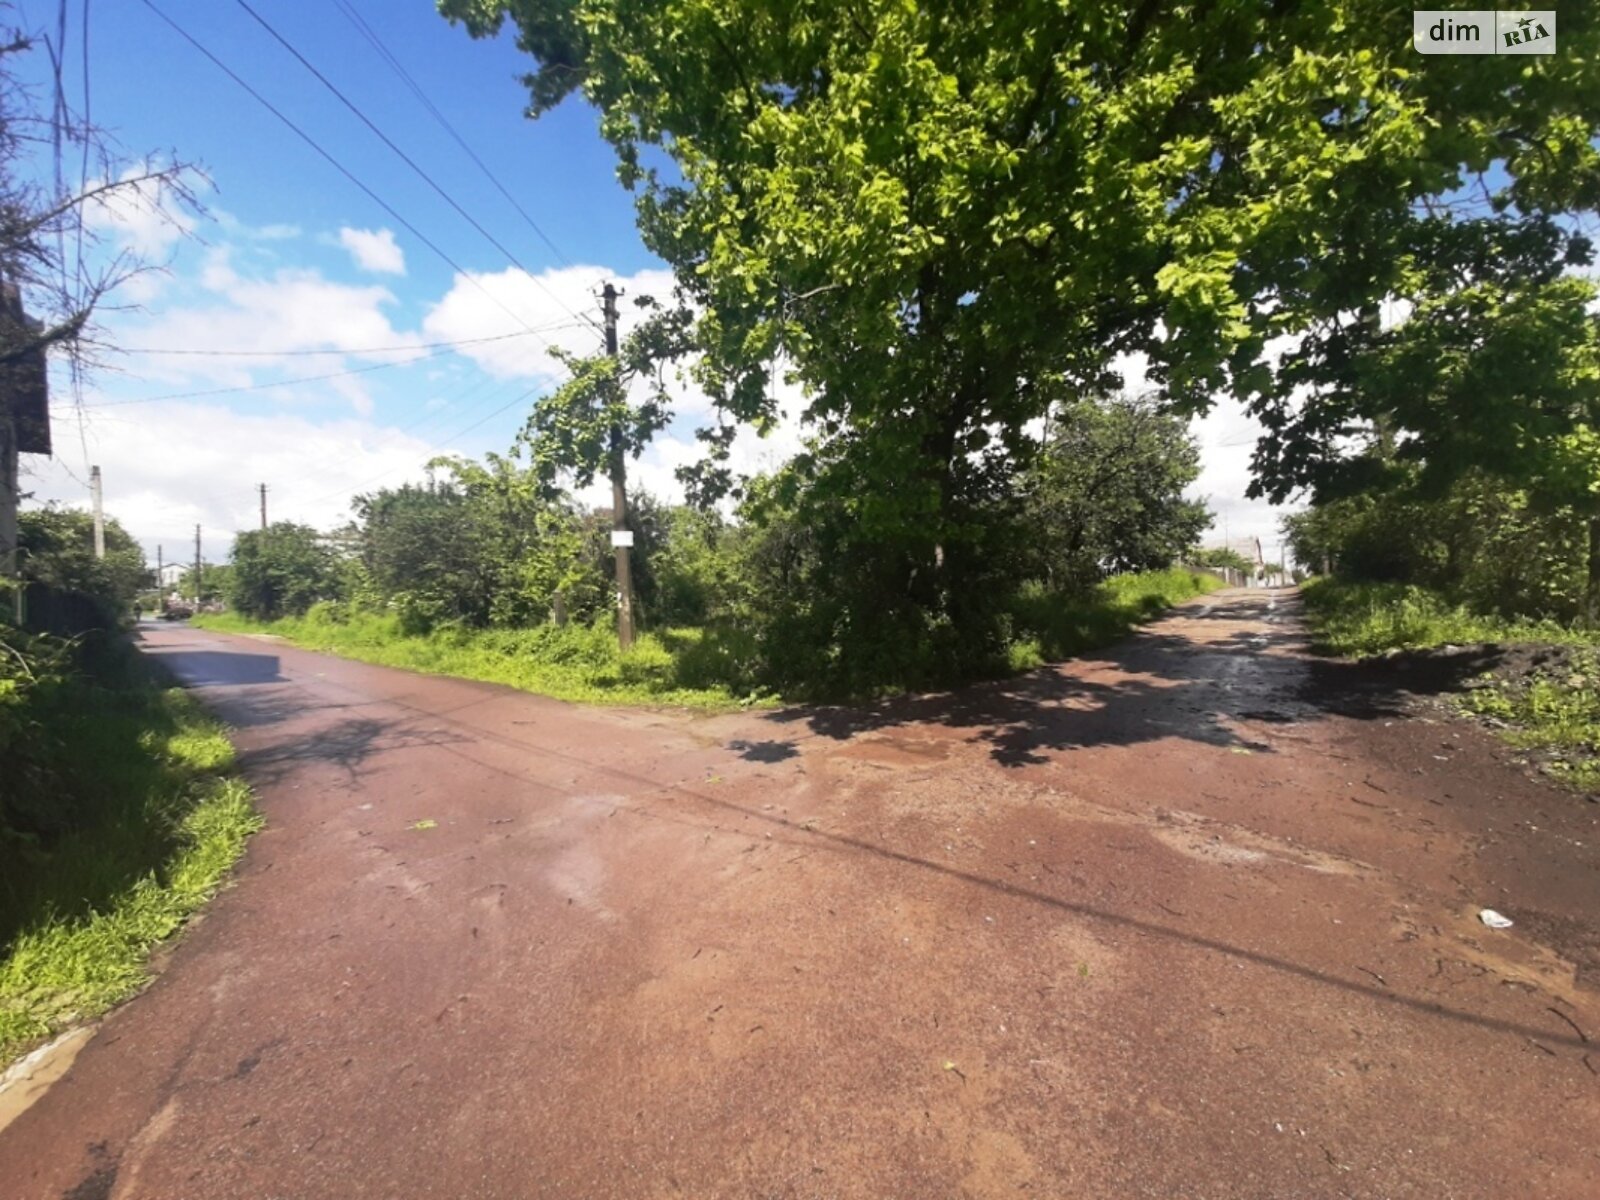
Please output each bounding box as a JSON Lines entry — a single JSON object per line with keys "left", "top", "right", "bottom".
{"left": 2, "top": 590, "right": 1597, "bottom": 1198}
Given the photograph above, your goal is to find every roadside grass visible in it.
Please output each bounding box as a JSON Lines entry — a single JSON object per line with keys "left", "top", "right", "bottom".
{"left": 196, "top": 569, "right": 1226, "bottom": 708}
{"left": 1301, "top": 578, "right": 1600, "bottom": 792}
{"left": 1300, "top": 578, "right": 1583, "bottom": 658}
{"left": 1004, "top": 567, "right": 1228, "bottom": 671}
{"left": 0, "top": 654, "right": 261, "bottom": 1064}
{"left": 193, "top": 608, "right": 770, "bottom": 710}
{"left": 1457, "top": 651, "right": 1600, "bottom": 791}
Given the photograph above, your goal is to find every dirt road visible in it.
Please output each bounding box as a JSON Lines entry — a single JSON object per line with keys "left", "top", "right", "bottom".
{"left": 2, "top": 589, "right": 1597, "bottom": 1198}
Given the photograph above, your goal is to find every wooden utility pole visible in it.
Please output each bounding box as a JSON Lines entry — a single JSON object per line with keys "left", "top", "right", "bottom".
{"left": 193, "top": 524, "right": 202, "bottom": 607}
{"left": 258, "top": 482, "right": 268, "bottom": 531}
{"left": 602, "top": 282, "right": 634, "bottom": 650}
{"left": 90, "top": 465, "right": 105, "bottom": 559}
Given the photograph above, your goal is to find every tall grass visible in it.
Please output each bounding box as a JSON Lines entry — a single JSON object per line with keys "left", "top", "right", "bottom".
{"left": 1004, "top": 567, "right": 1228, "bottom": 670}
{"left": 196, "top": 569, "right": 1226, "bottom": 708}
{"left": 194, "top": 607, "right": 769, "bottom": 709}
{"left": 1301, "top": 578, "right": 1586, "bottom": 658}
{"left": 1, "top": 656, "right": 260, "bottom": 1062}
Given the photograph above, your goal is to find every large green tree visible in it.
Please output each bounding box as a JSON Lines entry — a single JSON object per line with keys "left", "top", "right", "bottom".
{"left": 441, "top": 0, "right": 1599, "bottom": 603}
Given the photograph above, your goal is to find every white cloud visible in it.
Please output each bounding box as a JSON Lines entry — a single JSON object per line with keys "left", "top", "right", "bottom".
{"left": 214, "top": 210, "right": 302, "bottom": 242}
{"left": 1186, "top": 396, "right": 1302, "bottom": 558}
{"left": 115, "top": 253, "right": 420, "bottom": 393}
{"left": 423, "top": 264, "right": 675, "bottom": 381}
{"left": 84, "top": 165, "right": 200, "bottom": 260}
{"left": 1108, "top": 347, "right": 1298, "bottom": 558}
{"left": 338, "top": 227, "right": 406, "bottom": 275}
{"left": 25, "top": 401, "right": 440, "bottom": 562}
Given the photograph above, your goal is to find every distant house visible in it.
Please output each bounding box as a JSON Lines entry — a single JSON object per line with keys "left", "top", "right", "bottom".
{"left": 1, "top": 281, "right": 51, "bottom": 588}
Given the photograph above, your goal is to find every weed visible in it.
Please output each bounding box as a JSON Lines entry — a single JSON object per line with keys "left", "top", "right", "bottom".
{"left": 1302, "top": 578, "right": 1600, "bottom": 793}
{"left": 0, "top": 656, "right": 260, "bottom": 1064}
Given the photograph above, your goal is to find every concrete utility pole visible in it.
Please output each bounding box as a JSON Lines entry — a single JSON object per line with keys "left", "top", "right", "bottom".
{"left": 602, "top": 281, "right": 635, "bottom": 651}
{"left": 194, "top": 524, "right": 202, "bottom": 607}
{"left": 259, "top": 482, "right": 268, "bottom": 531}
{"left": 90, "top": 466, "right": 105, "bottom": 559}
{"left": 157, "top": 544, "right": 165, "bottom": 613}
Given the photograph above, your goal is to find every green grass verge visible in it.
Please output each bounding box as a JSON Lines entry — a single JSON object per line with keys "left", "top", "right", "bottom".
{"left": 195, "top": 569, "right": 1226, "bottom": 708}
{"left": 1301, "top": 578, "right": 1600, "bottom": 792}
{"left": 1, "top": 664, "right": 261, "bottom": 1063}
{"left": 1004, "top": 567, "right": 1229, "bottom": 671}
{"left": 193, "top": 609, "right": 770, "bottom": 710}
{"left": 1300, "top": 578, "right": 1586, "bottom": 658}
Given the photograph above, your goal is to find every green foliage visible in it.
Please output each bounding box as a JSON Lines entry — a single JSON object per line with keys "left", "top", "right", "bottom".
{"left": 0, "top": 641, "right": 260, "bottom": 1062}
{"left": 1007, "top": 569, "right": 1226, "bottom": 664}
{"left": 193, "top": 607, "right": 766, "bottom": 709}
{"left": 518, "top": 298, "right": 694, "bottom": 493}
{"left": 1191, "top": 547, "right": 1252, "bottom": 574}
{"left": 1460, "top": 650, "right": 1600, "bottom": 791}
{"left": 175, "top": 561, "right": 232, "bottom": 606}
{"left": 197, "top": 564, "right": 1217, "bottom": 707}
{"left": 1304, "top": 579, "right": 1600, "bottom": 792}
{"left": 17, "top": 507, "right": 148, "bottom": 625}
{"left": 443, "top": 0, "right": 1598, "bottom": 571}
{"left": 227, "top": 522, "right": 338, "bottom": 619}
{"left": 1299, "top": 578, "right": 1582, "bottom": 659}
{"left": 1286, "top": 472, "right": 1591, "bottom": 622}
{"left": 351, "top": 456, "right": 602, "bottom": 633}
{"left": 1023, "top": 395, "right": 1210, "bottom": 587}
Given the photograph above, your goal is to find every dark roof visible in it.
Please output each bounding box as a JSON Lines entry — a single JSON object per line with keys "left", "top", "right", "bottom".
{"left": 1, "top": 281, "right": 50, "bottom": 456}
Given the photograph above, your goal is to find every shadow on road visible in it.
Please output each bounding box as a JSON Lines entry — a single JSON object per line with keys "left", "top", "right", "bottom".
{"left": 238, "top": 716, "right": 475, "bottom": 788}
{"left": 759, "top": 593, "right": 1511, "bottom": 767}
{"left": 144, "top": 648, "right": 285, "bottom": 687}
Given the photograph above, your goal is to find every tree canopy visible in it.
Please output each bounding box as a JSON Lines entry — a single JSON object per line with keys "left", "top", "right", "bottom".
{"left": 442, "top": 0, "right": 1598, "bottom": 540}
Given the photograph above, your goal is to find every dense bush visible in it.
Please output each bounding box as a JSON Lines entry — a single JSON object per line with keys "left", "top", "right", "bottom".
{"left": 17, "top": 508, "right": 148, "bottom": 627}
{"left": 1285, "top": 472, "right": 1591, "bottom": 623}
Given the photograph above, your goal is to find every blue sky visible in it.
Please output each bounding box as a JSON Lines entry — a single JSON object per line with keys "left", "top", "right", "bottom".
{"left": 17, "top": 0, "right": 1288, "bottom": 566}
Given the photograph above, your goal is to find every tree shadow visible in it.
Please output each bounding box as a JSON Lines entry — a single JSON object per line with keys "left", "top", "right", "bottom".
{"left": 236, "top": 715, "right": 474, "bottom": 789}
{"left": 140, "top": 648, "right": 285, "bottom": 687}
{"left": 727, "top": 739, "right": 801, "bottom": 763}
{"left": 524, "top": 738, "right": 1596, "bottom": 1053}
{"left": 761, "top": 595, "right": 1513, "bottom": 766}
{"left": 764, "top": 634, "right": 1281, "bottom": 767}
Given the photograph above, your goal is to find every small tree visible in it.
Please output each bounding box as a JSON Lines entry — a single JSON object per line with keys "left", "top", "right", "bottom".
{"left": 1024, "top": 394, "right": 1210, "bottom": 588}
{"left": 176, "top": 562, "right": 231, "bottom": 607}
{"left": 227, "top": 523, "right": 338, "bottom": 620}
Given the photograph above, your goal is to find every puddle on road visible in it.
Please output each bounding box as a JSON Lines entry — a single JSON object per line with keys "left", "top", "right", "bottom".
{"left": 837, "top": 735, "right": 956, "bottom": 769}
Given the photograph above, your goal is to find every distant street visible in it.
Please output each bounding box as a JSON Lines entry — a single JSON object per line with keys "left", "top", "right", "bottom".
{"left": 3, "top": 589, "right": 1597, "bottom": 1199}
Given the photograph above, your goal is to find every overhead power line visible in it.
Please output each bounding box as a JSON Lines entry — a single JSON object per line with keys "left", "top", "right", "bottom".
{"left": 232, "top": 0, "right": 598, "bottom": 333}
{"left": 136, "top": 0, "right": 564, "bottom": 347}
{"left": 332, "top": 0, "right": 573, "bottom": 270}
{"left": 298, "top": 380, "right": 548, "bottom": 510}
{"left": 84, "top": 344, "right": 465, "bottom": 407}
{"left": 86, "top": 321, "right": 589, "bottom": 407}
{"left": 116, "top": 326, "right": 572, "bottom": 358}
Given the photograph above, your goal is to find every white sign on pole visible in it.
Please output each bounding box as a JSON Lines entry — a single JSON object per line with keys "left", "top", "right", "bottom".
{"left": 610, "top": 529, "right": 635, "bottom": 548}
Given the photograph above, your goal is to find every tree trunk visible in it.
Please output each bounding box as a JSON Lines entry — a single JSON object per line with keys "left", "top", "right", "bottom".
{"left": 1586, "top": 515, "right": 1600, "bottom": 629}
